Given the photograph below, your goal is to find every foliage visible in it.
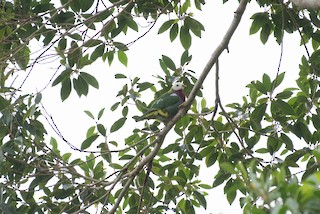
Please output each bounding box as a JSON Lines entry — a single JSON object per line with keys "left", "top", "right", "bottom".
{"left": 1, "top": 0, "right": 320, "bottom": 213}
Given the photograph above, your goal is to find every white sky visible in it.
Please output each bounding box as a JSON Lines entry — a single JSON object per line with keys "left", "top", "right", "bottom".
{"left": 15, "top": 0, "right": 307, "bottom": 213}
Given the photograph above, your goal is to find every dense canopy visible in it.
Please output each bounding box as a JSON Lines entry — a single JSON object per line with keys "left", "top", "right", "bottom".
{"left": 1, "top": 0, "right": 320, "bottom": 213}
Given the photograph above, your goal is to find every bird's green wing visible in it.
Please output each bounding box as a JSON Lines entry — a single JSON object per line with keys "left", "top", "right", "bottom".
{"left": 149, "top": 92, "right": 180, "bottom": 110}
{"left": 136, "top": 92, "right": 181, "bottom": 122}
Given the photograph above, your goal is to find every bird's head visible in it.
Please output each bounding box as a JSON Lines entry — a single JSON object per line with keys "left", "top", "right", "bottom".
{"left": 171, "top": 81, "right": 185, "bottom": 91}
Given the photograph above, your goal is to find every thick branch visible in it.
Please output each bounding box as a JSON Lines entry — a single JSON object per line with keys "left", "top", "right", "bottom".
{"left": 108, "top": 0, "right": 248, "bottom": 213}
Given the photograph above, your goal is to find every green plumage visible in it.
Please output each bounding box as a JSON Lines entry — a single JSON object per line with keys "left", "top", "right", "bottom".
{"left": 136, "top": 82, "right": 186, "bottom": 123}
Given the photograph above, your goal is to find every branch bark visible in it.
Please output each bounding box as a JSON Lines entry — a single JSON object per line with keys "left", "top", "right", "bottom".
{"left": 108, "top": 0, "right": 248, "bottom": 213}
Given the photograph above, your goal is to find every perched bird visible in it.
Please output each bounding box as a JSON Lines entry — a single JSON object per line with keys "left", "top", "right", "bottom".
{"left": 136, "top": 81, "right": 186, "bottom": 123}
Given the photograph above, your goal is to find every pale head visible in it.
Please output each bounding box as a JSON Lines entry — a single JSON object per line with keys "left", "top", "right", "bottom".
{"left": 171, "top": 81, "right": 185, "bottom": 91}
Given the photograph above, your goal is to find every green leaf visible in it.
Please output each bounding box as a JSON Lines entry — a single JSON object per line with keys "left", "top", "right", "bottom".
{"left": 43, "top": 30, "right": 55, "bottom": 46}
{"left": 68, "top": 41, "right": 81, "bottom": 68}
{"left": 84, "top": 110, "right": 94, "bottom": 119}
{"left": 194, "top": 191, "right": 207, "bottom": 209}
{"left": 273, "top": 99, "right": 295, "bottom": 115}
{"left": 52, "top": 69, "right": 72, "bottom": 86}
{"left": 58, "top": 38, "right": 67, "bottom": 50}
{"left": 184, "top": 17, "right": 204, "bottom": 38}
{"left": 95, "top": 9, "right": 113, "bottom": 22}
{"left": 180, "top": 25, "right": 192, "bottom": 50}
{"left": 80, "top": 72, "right": 99, "bottom": 89}
{"left": 170, "top": 23, "right": 179, "bottom": 42}
{"left": 86, "top": 126, "right": 95, "bottom": 138}
{"left": 97, "top": 123, "right": 106, "bottom": 136}
{"left": 83, "top": 39, "right": 102, "bottom": 47}
{"left": 267, "top": 136, "right": 279, "bottom": 154}
{"left": 260, "top": 24, "right": 271, "bottom": 44}
{"left": 0, "top": 203, "right": 18, "bottom": 214}
{"left": 98, "top": 108, "right": 105, "bottom": 120}
{"left": 251, "top": 80, "right": 267, "bottom": 94}
{"left": 262, "top": 73, "right": 272, "bottom": 91}
{"left": 255, "top": 148, "right": 269, "bottom": 153}
{"left": 91, "top": 44, "right": 105, "bottom": 61}
{"left": 122, "top": 106, "right": 128, "bottom": 117}
{"left": 162, "top": 55, "right": 176, "bottom": 71}
{"left": 81, "top": 0, "right": 94, "bottom": 12}
{"left": 99, "top": 142, "right": 111, "bottom": 162}
{"left": 159, "top": 59, "right": 170, "bottom": 76}
{"left": 158, "top": 20, "right": 175, "bottom": 34}
{"left": 35, "top": 93, "right": 42, "bottom": 104}
{"left": 62, "top": 153, "right": 72, "bottom": 162}
{"left": 199, "top": 184, "right": 212, "bottom": 189}
{"left": 181, "top": 50, "right": 192, "bottom": 66}
{"left": 275, "top": 91, "right": 293, "bottom": 99}
{"left": 15, "top": 45, "right": 30, "bottom": 70}
{"left": 271, "top": 72, "right": 285, "bottom": 89}
{"left": 250, "top": 103, "right": 267, "bottom": 129}
{"left": 61, "top": 77, "right": 72, "bottom": 101}
{"left": 205, "top": 152, "right": 218, "bottom": 167}
{"left": 220, "top": 162, "right": 236, "bottom": 174}
{"left": 115, "top": 73, "right": 127, "bottom": 79}
{"left": 50, "top": 137, "right": 58, "bottom": 151}
{"left": 127, "top": 19, "right": 138, "bottom": 32}
{"left": 73, "top": 75, "right": 88, "bottom": 96}
{"left": 113, "top": 42, "right": 128, "bottom": 51}
{"left": 118, "top": 51, "right": 128, "bottom": 66}
{"left": 81, "top": 134, "right": 99, "bottom": 150}
{"left": 110, "top": 117, "right": 127, "bottom": 133}
{"left": 227, "top": 190, "right": 237, "bottom": 205}
{"left": 280, "top": 133, "right": 293, "bottom": 151}
{"left": 250, "top": 12, "right": 269, "bottom": 35}
{"left": 110, "top": 102, "right": 120, "bottom": 111}
{"left": 213, "top": 171, "right": 230, "bottom": 187}
{"left": 138, "top": 82, "right": 154, "bottom": 92}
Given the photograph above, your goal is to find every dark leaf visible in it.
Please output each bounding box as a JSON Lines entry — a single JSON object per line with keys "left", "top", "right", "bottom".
{"left": 113, "top": 42, "right": 128, "bottom": 51}
{"left": 83, "top": 39, "right": 103, "bottom": 47}
{"left": 52, "top": 69, "right": 72, "bottom": 86}
{"left": 194, "top": 191, "right": 207, "bottom": 209}
{"left": 170, "top": 23, "right": 179, "bottom": 41}
{"left": 98, "top": 108, "right": 105, "bottom": 120}
{"left": 91, "top": 44, "right": 105, "bottom": 61}
{"left": 81, "top": 134, "right": 99, "bottom": 150}
{"left": 80, "top": 72, "right": 99, "bottom": 89}
{"left": 15, "top": 45, "right": 30, "bottom": 70}
{"left": 180, "top": 25, "right": 192, "bottom": 50}
{"left": 61, "top": 77, "right": 72, "bottom": 101}
{"left": 110, "top": 117, "right": 127, "bottom": 133}
{"left": 162, "top": 55, "right": 176, "bottom": 71}
{"left": 158, "top": 19, "right": 175, "bottom": 34}
{"left": 68, "top": 41, "right": 81, "bottom": 68}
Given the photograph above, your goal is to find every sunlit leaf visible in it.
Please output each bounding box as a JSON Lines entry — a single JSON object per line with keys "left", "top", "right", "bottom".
{"left": 118, "top": 51, "right": 128, "bottom": 66}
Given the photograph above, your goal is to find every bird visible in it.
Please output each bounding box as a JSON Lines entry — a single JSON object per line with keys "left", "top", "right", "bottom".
{"left": 135, "top": 81, "right": 186, "bottom": 123}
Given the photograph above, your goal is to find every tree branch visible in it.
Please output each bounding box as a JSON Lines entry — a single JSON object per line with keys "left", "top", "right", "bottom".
{"left": 107, "top": 0, "right": 248, "bottom": 212}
